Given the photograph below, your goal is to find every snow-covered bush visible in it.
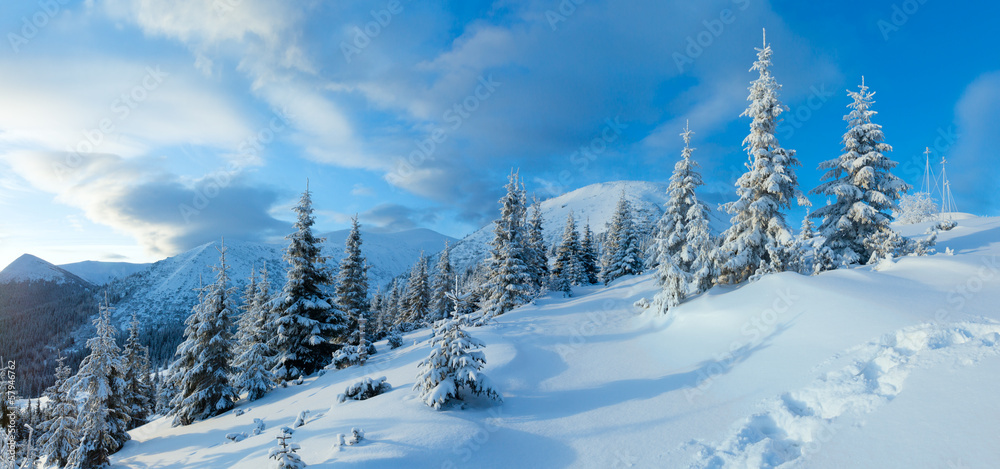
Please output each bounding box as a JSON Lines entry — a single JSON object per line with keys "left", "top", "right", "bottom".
{"left": 386, "top": 330, "right": 403, "bottom": 349}
{"left": 293, "top": 411, "right": 309, "bottom": 428}
{"left": 268, "top": 427, "right": 305, "bottom": 469}
{"left": 864, "top": 228, "right": 936, "bottom": 264}
{"left": 226, "top": 432, "right": 248, "bottom": 443}
{"left": 335, "top": 428, "right": 365, "bottom": 449}
{"left": 936, "top": 220, "right": 957, "bottom": 231}
{"left": 337, "top": 376, "right": 391, "bottom": 403}
{"left": 253, "top": 418, "right": 266, "bottom": 436}
{"left": 331, "top": 343, "right": 378, "bottom": 369}
{"left": 894, "top": 192, "right": 938, "bottom": 224}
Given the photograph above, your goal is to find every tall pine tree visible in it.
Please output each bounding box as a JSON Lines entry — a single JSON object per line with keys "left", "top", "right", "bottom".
{"left": 71, "top": 298, "right": 130, "bottom": 466}
{"left": 524, "top": 198, "right": 549, "bottom": 292}
{"left": 718, "top": 30, "right": 808, "bottom": 284}
{"left": 430, "top": 242, "right": 456, "bottom": 322}
{"left": 337, "top": 216, "right": 370, "bottom": 344}
{"left": 579, "top": 219, "right": 600, "bottom": 285}
{"left": 233, "top": 266, "right": 276, "bottom": 402}
{"left": 479, "top": 171, "right": 533, "bottom": 324}
{"left": 169, "top": 242, "right": 238, "bottom": 426}
{"left": 270, "top": 185, "right": 344, "bottom": 381}
{"left": 550, "top": 211, "right": 581, "bottom": 297}
{"left": 121, "top": 313, "right": 154, "bottom": 430}
{"left": 38, "top": 357, "right": 78, "bottom": 468}
{"left": 810, "top": 77, "right": 909, "bottom": 264}
{"left": 400, "top": 253, "right": 431, "bottom": 325}
{"left": 601, "top": 192, "right": 644, "bottom": 284}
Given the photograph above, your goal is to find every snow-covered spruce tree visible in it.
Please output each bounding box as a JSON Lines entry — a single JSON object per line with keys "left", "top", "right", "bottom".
{"left": 601, "top": 192, "right": 644, "bottom": 284}
{"left": 894, "top": 192, "right": 938, "bottom": 224}
{"left": 37, "top": 357, "right": 78, "bottom": 468}
{"left": 399, "top": 253, "right": 431, "bottom": 326}
{"left": 414, "top": 286, "right": 501, "bottom": 409}
{"left": 430, "top": 243, "right": 455, "bottom": 323}
{"left": 550, "top": 211, "right": 581, "bottom": 297}
{"left": 169, "top": 243, "right": 238, "bottom": 426}
{"left": 270, "top": 186, "right": 345, "bottom": 381}
{"left": 810, "top": 78, "right": 909, "bottom": 264}
{"left": 479, "top": 171, "right": 533, "bottom": 324}
{"left": 71, "top": 298, "right": 131, "bottom": 466}
{"left": 717, "top": 30, "right": 809, "bottom": 284}
{"left": 800, "top": 210, "right": 816, "bottom": 241}
{"left": 121, "top": 313, "right": 154, "bottom": 430}
{"left": 337, "top": 216, "right": 370, "bottom": 345}
{"left": 269, "top": 427, "right": 306, "bottom": 469}
{"left": 524, "top": 198, "right": 549, "bottom": 292}
{"left": 234, "top": 267, "right": 276, "bottom": 401}
{"left": 580, "top": 220, "right": 600, "bottom": 285}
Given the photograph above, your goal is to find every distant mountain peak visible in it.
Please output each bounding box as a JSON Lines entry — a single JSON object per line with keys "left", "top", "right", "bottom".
{"left": 0, "top": 254, "right": 94, "bottom": 287}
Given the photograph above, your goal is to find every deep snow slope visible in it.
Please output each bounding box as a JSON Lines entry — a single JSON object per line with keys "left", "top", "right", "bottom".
{"left": 112, "top": 216, "right": 1000, "bottom": 468}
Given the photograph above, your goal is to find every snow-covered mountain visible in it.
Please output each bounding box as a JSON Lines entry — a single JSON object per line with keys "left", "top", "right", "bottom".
{"left": 112, "top": 214, "right": 1000, "bottom": 468}
{"left": 0, "top": 254, "right": 93, "bottom": 287}
{"left": 106, "top": 228, "right": 456, "bottom": 328}
{"left": 59, "top": 260, "right": 151, "bottom": 286}
{"left": 446, "top": 180, "right": 727, "bottom": 275}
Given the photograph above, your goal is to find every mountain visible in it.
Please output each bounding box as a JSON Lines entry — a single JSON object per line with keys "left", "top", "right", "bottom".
{"left": 103, "top": 228, "right": 455, "bottom": 365}
{"left": 0, "top": 254, "right": 97, "bottom": 396}
{"left": 0, "top": 254, "right": 94, "bottom": 287}
{"left": 112, "top": 215, "right": 1000, "bottom": 468}
{"left": 445, "top": 180, "right": 728, "bottom": 275}
{"left": 59, "top": 260, "right": 151, "bottom": 286}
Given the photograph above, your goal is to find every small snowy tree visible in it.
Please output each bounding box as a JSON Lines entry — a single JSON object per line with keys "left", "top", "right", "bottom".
{"left": 718, "top": 30, "right": 808, "bottom": 284}
{"left": 414, "top": 286, "right": 501, "bottom": 409}
{"left": 601, "top": 192, "right": 644, "bottom": 284}
{"left": 894, "top": 192, "right": 938, "bottom": 224}
{"left": 336, "top": 216, "right": 370, "bottom": 345}
{"left": 479, "top": 171, "right": 533, "bottom": 323}
{"left": 550, "top": 211, "right": 581, "bottom": 297}
{"left": 71, "top": 298, "right": 131, "bottom": 466}
{"left": 37, "top": 357, "right": 78, "bottom": 468}
{"left": 270, "top": 185, "right": 344, "bottom": 381}
{"left": 400, "top": 253, "right": 431, "bottom": 325}
{"left": 430, "top": 243, "right": 455, "bottom": 322}
{"left": 810, "top": 77, "right": 909, "bottom": 264}
{"left": 268, "top": 427, "right": 305, "bottom": 469}
{"left": 169, "top": 242, "right": 239, "bottom": 426}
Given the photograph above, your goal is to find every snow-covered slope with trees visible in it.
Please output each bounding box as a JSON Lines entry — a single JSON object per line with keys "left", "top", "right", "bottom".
{"left": 105, "top": 229, "right": 455, "bottom": 328}
{"left": 111, "top": 215, "right": 1000, "bottom": 468}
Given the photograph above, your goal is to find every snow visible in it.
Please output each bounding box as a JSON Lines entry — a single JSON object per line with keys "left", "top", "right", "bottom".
{"left": 113, "top": 215, "right": 1000, "bottom": 468}
{"left": 0, "top": 253, "right": 92, "bottom": 286}
{"left": 58, "top": 260, "right": 150, "bottom": 286}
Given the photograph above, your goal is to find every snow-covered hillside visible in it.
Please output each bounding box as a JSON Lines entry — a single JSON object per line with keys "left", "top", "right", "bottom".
{"left": 112, "top": 215, "right": 1000, "bottom": 468}
{"left": 58, "top": 260, "right": 151, "bottom": 286}
{"left": 106, "top": 229, "right": 455, "bottom": 327}
{"left": 0, "top": 254, "right": 93, "bottom": 287}
{"left": 447, "top": 180, "right": 727, "bottom": 275}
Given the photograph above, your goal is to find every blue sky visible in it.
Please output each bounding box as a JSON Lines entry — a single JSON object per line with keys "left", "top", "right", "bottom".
{"left": 0, "top": 0, "right": 998, "bottom": 268}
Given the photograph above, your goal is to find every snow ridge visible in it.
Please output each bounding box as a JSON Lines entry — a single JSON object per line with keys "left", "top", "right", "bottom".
{"left": 691, "top": 321, "right": 1000, "bottom": 468}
